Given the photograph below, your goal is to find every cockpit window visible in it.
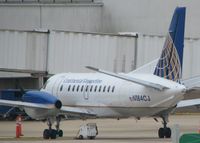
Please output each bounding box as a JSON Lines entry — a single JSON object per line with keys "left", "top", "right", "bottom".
{"left": 42, "top": 80, "right": 49, "bottom": 89}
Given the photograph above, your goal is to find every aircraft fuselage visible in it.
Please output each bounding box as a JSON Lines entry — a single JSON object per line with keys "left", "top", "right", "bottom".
{"left": 41, "top": 73, "right": 186, "bottom": 118}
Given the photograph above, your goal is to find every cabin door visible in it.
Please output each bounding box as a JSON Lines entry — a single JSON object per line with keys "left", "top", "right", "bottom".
{"left": 83, "top": 84, "right": 89, "bottom": 100}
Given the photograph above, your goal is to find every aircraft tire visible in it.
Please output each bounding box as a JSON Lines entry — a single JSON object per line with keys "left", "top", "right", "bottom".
{"left": 43, "top": 129, "right": 50, "bottom": 139}
{"left": 89, "top": 136, "right": 95, "bottom": 139}
{"left": 58, "top": 130, "right": 63, "bottom": 137}
{"left": 50, "top": 129, "right": 57, "bottom": 139}
{"left": 165, "top": 127, "right": 171, "bottom": 138}
{"left": 79, "top": 135, "right": 83, "bottom": 139}
{"left": 158, "top": 128, "right": 165, "bottom": 138}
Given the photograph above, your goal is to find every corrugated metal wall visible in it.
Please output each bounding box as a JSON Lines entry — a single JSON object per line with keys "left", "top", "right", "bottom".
{"left": 0, "top": 30, "right": 48, "bottom": 71}
{"left": 0, "top": 0, "right": 94, "bottom": 3}
{"left": 48, "top": 31, "right": 136, "bottom": 74}
{"left": 0, "top": 30, "right": 199, "bottom": 80}
{"left": 102, "top": 0, "right": 200, "bottom": 38}
{"left": 136, "top": 35, "right": 165, "bottom": 68}
{"left": 183, "top": 39, "right": 200, "bottom": 78}
{"left": 0, "top": 4, "right": 103, "bottom": 32}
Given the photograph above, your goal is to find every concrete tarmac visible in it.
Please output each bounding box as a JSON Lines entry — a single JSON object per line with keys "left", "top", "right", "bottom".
{"left": 0, "top": 115, "right": 199, "bottom": 143}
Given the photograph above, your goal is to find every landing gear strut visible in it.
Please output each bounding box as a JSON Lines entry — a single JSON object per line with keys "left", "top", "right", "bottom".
{"left": 158, "top": 115, "right": 171, "bottom": 138}
{"left": 55, "top": 116, "right": 63, "bottom": 137}
{"left": 43, "top": 117, "right": 63, "bottom": 139}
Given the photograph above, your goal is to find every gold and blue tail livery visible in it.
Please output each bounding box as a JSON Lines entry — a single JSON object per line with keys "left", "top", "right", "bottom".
{"left": 154, "top": 7, "right": 186, "bottom": 83}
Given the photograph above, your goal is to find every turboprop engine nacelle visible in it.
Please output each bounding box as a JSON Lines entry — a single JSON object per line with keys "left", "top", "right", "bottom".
{"left": 22, "top": 91, "right": 62, "bottom": 120}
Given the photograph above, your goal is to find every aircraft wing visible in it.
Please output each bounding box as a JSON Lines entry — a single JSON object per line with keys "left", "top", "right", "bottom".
{"left": 0, "top": 99, "right": 55, "bottom": 109}
{"left": 60, "top": 106, "right": 96, "bottom": 117}
{"left": 177, "top": 99, "right": 200, "bottom": 108}
{"left": 86, "top": 66, "right": 169, "bottom": 91}
{"left": 0, "top": 99, "right": 96, "bottom": 117}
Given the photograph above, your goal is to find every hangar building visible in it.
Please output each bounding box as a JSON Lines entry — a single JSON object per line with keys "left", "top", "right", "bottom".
{"left": 0, "top": 0, "right": 199, "bottom": 91}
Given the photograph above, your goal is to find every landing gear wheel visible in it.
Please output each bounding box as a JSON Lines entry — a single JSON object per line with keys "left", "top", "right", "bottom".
{"left": 50, "top": 129, "right": 57, "bottom": 139}
{"left": 158, "top": 128, "right": 165, "bottom": 138}
{"left": 57, "top": 130, "right": 63, "bottom": 137}
{"left": 43, "top": 118, "right": 57, "bottom": 139}
{"left": 165, "top": 127, "right": 171, "bottom": 138}
{"left": 43, "top": 129, "right": 50, "bottom": 139}
{"left": 43, "top": 117, "right": 63, "bottom": 139}
{"left": 158, "top": 127, "right": 171, "bottom": 138}
{"left": 79, "top": 135, "right": 83, "bottom": 139}
{"left": 158, "top": 115, "right": 172, "bottom": 138}
{"left": 89, "top": 136, "right": 95, "bottom": 139}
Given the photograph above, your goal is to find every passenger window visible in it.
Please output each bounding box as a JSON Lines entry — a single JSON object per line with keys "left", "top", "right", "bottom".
{"left": 103, "top": 86, "right": 106, "bottom": 92}
{"left": 112, "top": 86, "right": 115, "bottom": 92}
{"left": 60, "top": 85, "right": 63, "bottom": 91}
{"left": 85, "top": 85, "right": 89, "bottom": 92}
{"left": 77, "top": 85, "right": 80, "bottom": 92}
{"left": 90, "top": 85, "right": 93, "bottom": 92}
{"left": 68, "top": 85, "right": 71, "bottom": 92}
{"left": 99, "top": 85, "right": 102, "bottom": 92}
{"left": 81, "top": 85, "right": 84, "bottom": 92}
{"left": 72, "top": 85, "right": 75, "bottom": 92}
{"left": 107, "top": 86, "right": 110, "bottom": 92}
{"left": 94, "top": 85, "right": 97, "bottom": 92}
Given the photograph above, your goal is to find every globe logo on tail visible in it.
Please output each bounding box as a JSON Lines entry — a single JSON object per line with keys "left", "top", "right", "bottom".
{"left": 154, "top": 34, "right": 182, "bottom": 83}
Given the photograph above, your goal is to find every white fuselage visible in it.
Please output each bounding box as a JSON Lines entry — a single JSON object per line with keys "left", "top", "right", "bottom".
{"left": 41, "top": 73, "right": 186, "bottom": 118}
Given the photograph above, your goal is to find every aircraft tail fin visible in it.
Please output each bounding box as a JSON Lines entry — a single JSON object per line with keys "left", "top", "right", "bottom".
{"left": 153, "top": 7, "right": 186, "bottom": 83}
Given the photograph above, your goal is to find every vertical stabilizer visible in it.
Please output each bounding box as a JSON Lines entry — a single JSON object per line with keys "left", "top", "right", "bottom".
{"left": 153, "top": 7, "right": 186, "bottom": 83}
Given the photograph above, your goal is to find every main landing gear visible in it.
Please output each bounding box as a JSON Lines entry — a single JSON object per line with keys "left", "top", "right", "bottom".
{"left": 158, "top": 116, "right": 171, "bottom": 138}
{"left": 43, "top": 117, "right": 63, "bottom": 139}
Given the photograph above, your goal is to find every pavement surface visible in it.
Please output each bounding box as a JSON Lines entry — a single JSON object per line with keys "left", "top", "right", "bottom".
{"left": 0, "top": 115, "right": 199, "bottom": 143}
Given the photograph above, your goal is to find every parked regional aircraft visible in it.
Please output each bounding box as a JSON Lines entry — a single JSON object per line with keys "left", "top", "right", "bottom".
{"left": 0, "top": 7, "right": 200, "bottom": 139}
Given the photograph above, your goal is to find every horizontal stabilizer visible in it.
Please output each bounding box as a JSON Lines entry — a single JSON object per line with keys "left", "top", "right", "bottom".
{"left": 177, "top": 99, "right": 200, "bottom": 108}
{"left": 181, "top": 75, "right": 200, "bottom": 90}
{"left": 86, "top": 66, "right": 169, "bottom": 91}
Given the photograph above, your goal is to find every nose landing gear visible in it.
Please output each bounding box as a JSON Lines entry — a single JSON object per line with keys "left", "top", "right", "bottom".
{"left": 43, "top": 117, "right": 63, "bottom": 139}
{"left": 43, "top": 118, "right": 57, "bottom": 139}
{"left": 55, "top": 116, "right": 63, "bottom": 137}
